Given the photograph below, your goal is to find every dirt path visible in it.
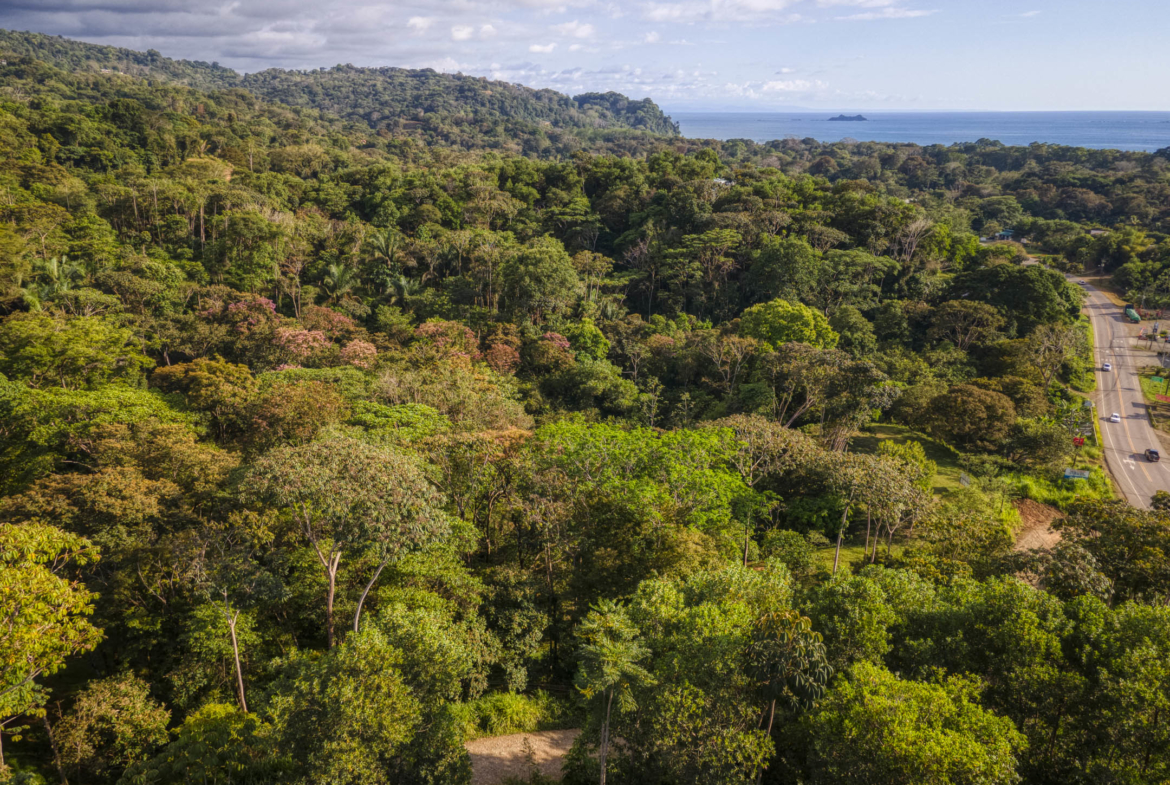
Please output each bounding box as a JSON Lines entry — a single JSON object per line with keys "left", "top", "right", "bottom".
{"left": 1013, "top": 499, "right": 1063, "bottom": 551}
{"left": 466, "top": 729, "right": 580, "bottom": 785}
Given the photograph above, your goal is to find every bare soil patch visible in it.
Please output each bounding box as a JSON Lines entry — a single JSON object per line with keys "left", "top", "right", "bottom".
{"left": 1013, "top": 499, "right": 1063, "bottom": 551}
{"left": 466, "top": 729, "right": 580, "bottom": 785}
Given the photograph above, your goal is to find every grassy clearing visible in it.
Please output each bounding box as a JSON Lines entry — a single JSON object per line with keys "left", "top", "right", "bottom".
{"left": 852, "top": 420, "right": 1114, "bottom": 514}
{"left": 850, "top": 424, "right": 963, "bottom": 495}
{"left": 816, "top": 541, "right": 907, "bottom": 574}
{"left": 1010, "top": 467, "right": 1112, "bottom": 509}
{"left": 1136, "top": 368, "right": 1170, "bottom": 435}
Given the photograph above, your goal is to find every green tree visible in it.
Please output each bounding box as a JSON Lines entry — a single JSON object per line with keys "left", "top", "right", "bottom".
{"left": 56, "top": 673, "right": 170, "bottom": 783}
{"left": 119, "top": 703, "right": 287, "bottom": 785}
{"left": 746, "top": 609, "right": 831, "bottom": 738}
{"left": 828, "top": 305, "right": 877, "bottom": 357}
{"left": 242, "top": 435, "right": 448, "bottom": 646}
{"left": 740, "top": 299, "right": 839, "bottom": 350}
{"left": 747, "top": 236, "right": 821, "bottom": 305}
{"left": 501, "top": 236, "right": 581, "bottom": 321}
{"left": 575, "top": 600, "right": 655, "bottom": 785}
{"left": 927, "top": 385, "right": 1017, "bottom": 451}
{"left": 928, "top": 300, "right": 1005, "bottom": 351}
{"left": 0, "top": 313, "right": 153, "bottom": 389}
{"left": 0, "top": 522, "right": 102, "bottom": 770}
{"left": 797, "top": 662, "right": 1026, "bottom": 785}
{"left": 1057, "top": 500, "right": 1170, "bottom": 602}
{"left": 803, "top": 573, "right": 899, "bottom": 671}
{"left": 151, "top": 356, "right": 257, "bottom": 439}
{"left": 265, "top": 625, "right": 470, "bottom": 785}
{"left": 877, "top": 439, "right": 937, "bottom": 494}
{"left": 947, "top": 266, "right": 1081, "bottom": 336}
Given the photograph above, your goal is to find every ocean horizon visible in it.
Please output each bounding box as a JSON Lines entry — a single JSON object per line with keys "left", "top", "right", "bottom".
{"left": 670, "top": 111, "right": 1170, "bottom": 152}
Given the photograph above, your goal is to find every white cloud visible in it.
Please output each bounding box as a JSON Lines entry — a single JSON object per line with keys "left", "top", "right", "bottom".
{"left": 835, "top": 6, "right": 935, "bottom": 20}
{"left": 529, "top": 42, "right": 557, "bottom": 53}
{"left": 407, "top": 16, "right": 434, "bottom": 33}
{"left": 642, "top": 0, "right": 802, "bottom": 23}
{"left": 1017, "top": 10, "right": 1041, "bottom": 17}
{"left": 480, "top": 24, "right": 498, "bottom": 38}
{"left": 553, "top": 19, "right": 596, "bottom": 38}
{"left": 776, "top": 66, "right": 796, "bottom": 73}
{"left": 644, "top": 30, "right": 660, "bottom": 43}
{"left": 451, "top": 25, "right": 474, "bottom": 41}
{"left": 422, "top": 56, "right": 463, "bottom": 72}
{"left": 762, "top": 78, "right": 825, "bottom": 91}
{"left": 816, "top": 0, "right": 897, "bottom": 7}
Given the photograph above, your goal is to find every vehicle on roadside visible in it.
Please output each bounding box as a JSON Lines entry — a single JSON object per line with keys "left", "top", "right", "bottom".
{"left": 1078, "top": 280, "right": 1087, "bottom": 285}
{"left": 1103, "top": 362, "right": 1112, "bottom": 371}
{"left": 1146, "top": 448, "right": 1161, "bottom": 462}
{"left": 1125, "top": 306, "right": 1141, "bottom": 323}
{"left": 1110, "top": 412, "right": 1122, "bottom": 423}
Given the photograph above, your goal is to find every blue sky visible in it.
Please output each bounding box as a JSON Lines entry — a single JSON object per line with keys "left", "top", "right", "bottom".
{"left": 2, "top": 0, "right": 1167, "bottom": 111}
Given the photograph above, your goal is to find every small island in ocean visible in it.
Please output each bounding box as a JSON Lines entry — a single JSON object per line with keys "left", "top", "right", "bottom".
{"left": 828, "top": 114, "right": 868, "bottom": 122}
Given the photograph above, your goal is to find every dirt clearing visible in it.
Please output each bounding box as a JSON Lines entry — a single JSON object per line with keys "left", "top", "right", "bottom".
{"left": 466, "top": 729, "right": 580, "bottom": 785}
{"left": 1013, "top": 499, "right": 1063, "bottom": 551}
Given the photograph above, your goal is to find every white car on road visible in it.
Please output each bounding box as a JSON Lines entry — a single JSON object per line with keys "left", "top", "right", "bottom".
{"left": 1103, "top": 362, "right": 1112, "bottom": 371}
{"left": 1109, "top": 412, "right": 1122, "bottom": 423}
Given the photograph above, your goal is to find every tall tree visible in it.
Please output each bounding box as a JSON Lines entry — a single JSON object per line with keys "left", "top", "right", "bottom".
{"left": 575, "top": 600, "right": 655, "bottom": 785}
{"left": 242, "top": 436, "right": 448, "bottom": 646}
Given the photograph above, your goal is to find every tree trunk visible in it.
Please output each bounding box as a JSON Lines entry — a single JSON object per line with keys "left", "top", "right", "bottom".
{"left": 43, "top": 713, "right": 68, "bottom": 785}
{"left": 833, "top": 529, "right": 844, "bottom": 576}
{"left": 599, "top": 688, "right": 614, "bottom": 785}
{"left": 743, "top": 519, "right": 752, "bottom": 567}
{"left": 353, "top": 557, "right": 389, "bottom": 633}
{"left": 833, "top": 505, "right": 851, "bottom": 576}
{"left": 226, "top": 609, "right": 249, "bottom": 714}
{"left": 756, "top": 699, "right": 778, "bottom": 785}
{"left": 325, "top": 553, "right": 340, "bottom": 647}
{"left": 864, "top": 510, "right": 872, "bottom": 561}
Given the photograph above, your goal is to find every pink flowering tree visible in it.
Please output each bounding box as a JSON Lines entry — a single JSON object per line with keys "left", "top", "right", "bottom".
{"left": 484, "top": 343, "right": 521, "bottom": 375}
{"left": 340, "top": 340, "right": 378, "bottom": 370}
{"left": 273, "top": 328, "right": 330, "bottom": 363}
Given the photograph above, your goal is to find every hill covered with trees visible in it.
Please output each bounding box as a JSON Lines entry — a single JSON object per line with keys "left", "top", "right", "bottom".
{"left": 2, "top": 31, "right": 1170, "bottom": 785}
{"left": 0, "top": 29, "right": 679, "bottom": 156}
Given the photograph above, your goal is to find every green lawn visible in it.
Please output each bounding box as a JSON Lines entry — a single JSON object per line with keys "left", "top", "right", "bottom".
{"left": 816, "top": 542, "right": 908, "bottom": 574}
{"left": 850, "top": 423, "right": 964, "bottom": 495}
{"left": 1136, "top": 369, "right": 1170, "bottom": 435}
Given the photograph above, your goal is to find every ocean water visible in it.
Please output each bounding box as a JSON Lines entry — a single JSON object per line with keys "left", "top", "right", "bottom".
{"left": 670, "top": 112, "right": 1170, "bottom": 152}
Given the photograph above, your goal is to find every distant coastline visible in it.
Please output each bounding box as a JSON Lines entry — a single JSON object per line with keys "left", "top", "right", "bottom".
{"left": 828, "top": 114, "right": 868, "bottom": 122}
{"left": 668, "top": 111, "right": 1170, "bottom": 152}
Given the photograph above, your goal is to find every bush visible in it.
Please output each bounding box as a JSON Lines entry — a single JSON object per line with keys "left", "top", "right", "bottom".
{"left": 451, "top": 691, "right": 575, "bottom": 741}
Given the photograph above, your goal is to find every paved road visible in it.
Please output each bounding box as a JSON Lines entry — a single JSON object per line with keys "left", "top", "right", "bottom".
{"left": 1081, "top": 280, "right": 1170, "bottom": 508}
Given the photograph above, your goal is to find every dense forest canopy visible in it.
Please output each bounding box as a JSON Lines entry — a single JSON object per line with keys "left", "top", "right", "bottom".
{"left": 2, "top": 28, "right": 1170, "bottom": 785}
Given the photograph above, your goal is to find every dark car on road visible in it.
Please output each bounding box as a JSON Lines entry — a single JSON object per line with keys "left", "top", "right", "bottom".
{"left": 1147, "top": 449, "right": 1161, "bottom": 462}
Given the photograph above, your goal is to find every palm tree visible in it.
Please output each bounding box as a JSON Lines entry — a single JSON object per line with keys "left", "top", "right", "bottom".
{"left": 23, "top": 255, "right": 84, "bottom": 309}
{"left": 365, "top": 229, "right": 407, "bottom": 295}
{"left": 388, "top": 275, "right": 421, "bottom": 308}
{"left": 322, "top": 261, "right": 357, "bottom": 303}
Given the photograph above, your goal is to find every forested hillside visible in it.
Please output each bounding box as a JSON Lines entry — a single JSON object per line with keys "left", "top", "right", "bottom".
{"left": 0, "top": 29, "right": 679, "bottom": 156}
{"left": 3, "top": 33, "right": 1170, "bottom": 785}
